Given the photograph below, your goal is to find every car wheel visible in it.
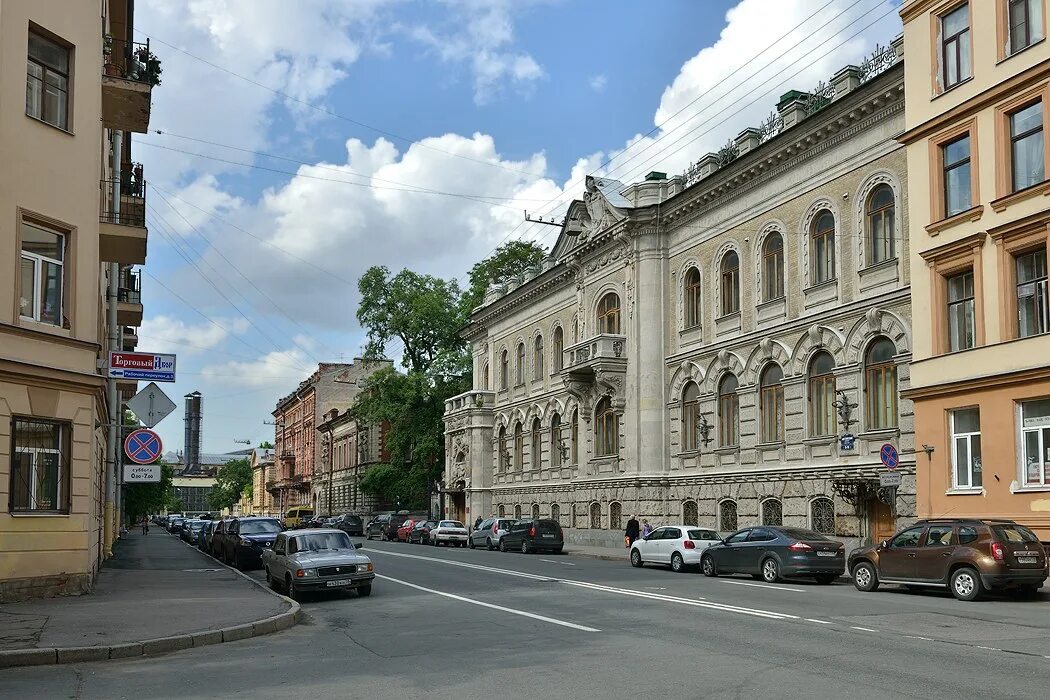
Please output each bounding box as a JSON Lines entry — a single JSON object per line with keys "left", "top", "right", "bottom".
{"left": 950, "top": 567, "right": 982, "bottom": 601}
{"left": 487, "top": 538, "right": 494, "bottom": 551}
{"left": 630, "top": 549, "right": 643, "bottom": 568}
{"left": 265, "top": 567, "right": 277, "bottom": 590}
{"left": 499, "top": 539, "right": 507, "bottom": 553}
{"left": 671, "top": 552, "right": 685, "bottom": 573}
{"left": 358, "top": 584, "right": 372, "bottom": 597}
{"left": 851, "top": 561, "right": 879, "bottom": 592}
{"left": 521, "top": 540, "right": 530, "bottom": 554}
{"left": 701, "top": 554, "right": 717, "bottom": 577}
{"left": 814, "top": 574, "right": 836, "bottom": 585}
{"left": 286, "top": 576, "right": 300, "bottom": 601}
{"left": 761, "top": 557, "right": 780, "bottom": 583}
{"left": 468, "top": 538, "right": 475, "bottom": 549}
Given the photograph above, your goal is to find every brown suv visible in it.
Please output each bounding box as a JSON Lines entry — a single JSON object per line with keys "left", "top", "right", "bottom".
{"left": 848, "top": 519, "right": 1047, "bottom": 601}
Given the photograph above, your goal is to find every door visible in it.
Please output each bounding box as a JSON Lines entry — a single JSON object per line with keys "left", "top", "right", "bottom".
{"left": 662, "top": 527, "right": 683, "bottom": 563}
{"left": 869, "top": 499, "right": 896, "bottom": 545}
{"left": 741, "top": 527, "right": 778, "bottom": 574}
{"left": 717, "top": 529, "right": 751, "bottom": 572}
{"left": 911, "top": 524, "right": 955, "bottom": 583}
{"left": 640, "top": 527, "right": 667, "bottom": 562}
{"left": 879, "top": 526, "right": 925, "bottom": 579}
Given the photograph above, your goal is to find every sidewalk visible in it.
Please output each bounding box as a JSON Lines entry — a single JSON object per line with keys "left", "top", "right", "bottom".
{"left": 0, "top": 530, "right": 298, "bottom": 668}
{"left": 565, "top": 543, "right": 628, "bottom": 561}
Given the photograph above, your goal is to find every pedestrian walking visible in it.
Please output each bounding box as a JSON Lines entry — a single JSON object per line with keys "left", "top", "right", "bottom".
{"left": 474, "top": 516, "right": 483, "bottom": 530}
{"left": 140, "top": 516, "right": 149, "bottom": 535}
{"left": 625, "top": 515, "right": 640, "bottom": 547}
{"left": 641, "top": 519, "right": 653, "bottom": 538}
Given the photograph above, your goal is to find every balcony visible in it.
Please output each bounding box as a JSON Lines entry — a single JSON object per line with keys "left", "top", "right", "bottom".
{"left": 561, "top": 334, "right": 628, "bottom": 408}
{"left": 100, "top": 171, "right": 147, "bottom": 265}
{"left": 101, "top": 37, "right": 160, "bottom": 133}
{"left": 122, "top": 325, "right": 138, "bottom": 351}
{"left": 280, "top": 451, "right": 296, "bottom": 465}
{"left": 444, "top": 390, "right": 495, "bottom": 415}
{"left": 117, "top": 269, "right": 143, "bottom": 325}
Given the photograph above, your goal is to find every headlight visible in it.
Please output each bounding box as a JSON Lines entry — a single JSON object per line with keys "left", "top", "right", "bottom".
{"left": 295, "top": 568, "right": 317, "bottom": 578}
{"left": 357, "top": 563, "right": 373, "bottom": 573}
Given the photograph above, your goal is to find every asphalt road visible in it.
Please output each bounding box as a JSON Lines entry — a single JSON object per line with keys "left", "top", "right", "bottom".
{"left": 6, "top": 536, "right": 1050, "bottom": 699}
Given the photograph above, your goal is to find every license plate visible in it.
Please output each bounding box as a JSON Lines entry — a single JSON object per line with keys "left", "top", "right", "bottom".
{"left": 816, "top": 551, "right": 836, "bottom": 557}
{"left": 1018, "top": 557, "right": 1038, "bottom": 564}
{"left": 326, "top": 579, "right": 351, "bottom": 587}
{"left": 541, "top": 534, "right": 554, "bottom": 538}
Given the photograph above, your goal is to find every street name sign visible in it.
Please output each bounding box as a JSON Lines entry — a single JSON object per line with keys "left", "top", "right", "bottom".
{"left": 124, "top": 428, "right": 163, "bottom": 465}
{"left": 124, "top": 463, "right": 161, "bottom": 483}
{"left": 126, "top": 382, "right": 176, "bottom": 428}
{"left": 880, "top": 443, "right": 899, "bottom": 470}
{"left": 839, "top": 433, "right": 856, "bottom": 451}
{"left": 108, "top": 351, "right": 176, "bottom": 382}
{"left": 879, "top": 472, "right": 902, "bottom": 488}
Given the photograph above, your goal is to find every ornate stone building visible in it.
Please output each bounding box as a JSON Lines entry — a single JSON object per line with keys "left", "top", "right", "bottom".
{"left": 316, "top": 409, "right": 389, "bottom": 516}
{"left": 444, "top": 40, "right": 915, "bottom": 550}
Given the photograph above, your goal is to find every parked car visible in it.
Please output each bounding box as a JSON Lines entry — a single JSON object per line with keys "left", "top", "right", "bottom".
{"left": 198, "top": 520, "right": 219, "bottom": 552}
{"left": 468, "top": 517, "right": 517, "bottom": 550}
{"left": 499, "top": 518, "right": 564, "bottom": 554}
{"left": 630, "top": 525, "right": 722, "bottom": 573}
{"left": 848, "top": 518, "right": 1048, "bottom": 601}
{"left": 283, "top": 506, "right": 315, "bottom": 529}
{"left": 209, "top": 519, "right": 230, "bottom": 558}
{"left": 220, "top": 517, "right": 282, "bottom": 570}
{"left": 396, "top": 518, "right": 428, "bottom": 542}
{"left": 365, "top": 514, "right": 393, "bottom": 540}
{"left": 700, "top": 526, "right": 845, "bottom": 584}
{"left": 333, "top": 514, "right": 364, "bottom": 537}
{"left": 262, "top": 529, "right": 375, "bottom": 600}
{"left": 430, "top": 520, "right": 469, "bottom": 547}
{"left": 408, "top": 520, "right": 437, "bottom": 544}
{"left": 182, "top": 519, "right": 207, "bottom": 545}
{"left": 167, "top": 517, "right": 186, "bottom": 534}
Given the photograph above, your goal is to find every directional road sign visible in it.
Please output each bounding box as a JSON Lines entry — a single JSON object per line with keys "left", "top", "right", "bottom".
{"left": 880, "top": 443, "right": 900, "bottom": 470}
{"left": 126, "top": 382, "right": 176, "bottom": 428}
{"left": 124, "top": 428, "right": 163, "bottom": 465}
{"left": 108, "top": 351, "right": 176, "bottom": 382}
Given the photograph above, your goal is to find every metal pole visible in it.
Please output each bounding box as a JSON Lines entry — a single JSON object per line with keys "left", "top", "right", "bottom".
{"left": 104, "top": 128, "right": 122, "bottom": 555}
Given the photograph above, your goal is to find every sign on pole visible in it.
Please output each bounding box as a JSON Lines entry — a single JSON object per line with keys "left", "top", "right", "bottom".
{"left": 124, "top": 428, "right": 163, "bottom": 465}
{"left": 124, "top": 463, "right": 161, "bottom": 483}
{"left": 880, "top": 443, "right": 900, "bottom": 470}
{"left": 108, "top": 351, "right": 176, "bottom": 382}
{"left": 879, "top": 472, "right": 902, "bottom": 488}
{"left": 126, "top": 382, "right": 176, "bottom": 428}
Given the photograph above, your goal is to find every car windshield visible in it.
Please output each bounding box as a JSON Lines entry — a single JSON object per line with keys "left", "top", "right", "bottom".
{"left": 439, "top": 521, "right": 463, "bottom": 528}
{"left": 993, "top": 524, "right": 1040, "bottom": 543}
{"left": 292, "top": 532, "right": 354, "bottom": 552}
{"left": 189, "top": 521, "right": 205, "bottom": 531}
{"left": 778, "top": 528, "right": 831, "bottom": 541}
{"left": 240, "top": 520, "right": 281, "bottom": 534}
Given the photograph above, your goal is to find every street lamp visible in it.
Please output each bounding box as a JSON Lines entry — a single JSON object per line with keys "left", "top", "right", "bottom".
{"left": 695, "top": 413, "right": 714, "bottom": 448}
{"left": 832, "top": 389, "right": 858, "bottom": 433}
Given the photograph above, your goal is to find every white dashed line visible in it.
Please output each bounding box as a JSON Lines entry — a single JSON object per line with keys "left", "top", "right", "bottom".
{"left": 850, "top": 626, "right": 877, "bottom": 632}
{"left": 805, "top": 618, "right": 833, "bottom": 624}
{"left": 976, "top": 646, "right": 1000, "bottom": 651}
{"left": 721, "top": 580, "right": 805, "bottom": 592}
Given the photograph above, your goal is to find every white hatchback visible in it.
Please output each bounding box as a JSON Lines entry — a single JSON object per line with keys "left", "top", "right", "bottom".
{"left": 630, "top": 525, "right": 722, "bottom": 573}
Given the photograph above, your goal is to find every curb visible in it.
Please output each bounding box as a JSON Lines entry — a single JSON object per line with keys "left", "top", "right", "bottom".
{"left": 0, "top": 533, "right": 301, "bottom": 670}
{"left": 565, "top": 549, "right": 628, "bottom": 562}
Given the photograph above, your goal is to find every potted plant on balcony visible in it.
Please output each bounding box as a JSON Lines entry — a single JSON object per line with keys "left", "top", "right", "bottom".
{"left": 102, "top": 35, "right": 121, "bottom": 77}
{"left": 134, "top": 46, "right": 163, "bottom": 87}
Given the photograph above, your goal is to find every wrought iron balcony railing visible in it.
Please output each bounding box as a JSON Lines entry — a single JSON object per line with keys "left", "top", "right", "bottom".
{"left": 103, "top": 36, "right": 162, "bottom": 87}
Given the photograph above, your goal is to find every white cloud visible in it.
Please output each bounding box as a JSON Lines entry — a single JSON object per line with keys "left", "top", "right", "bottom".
{"left": 588, "top": 74, "right": 607, "bottom": 92}
{"left": 138, "top": 314, "right": 250, "bottom": 355}
{"left": 201, "top": 348, "right": 314, "bottom": 388}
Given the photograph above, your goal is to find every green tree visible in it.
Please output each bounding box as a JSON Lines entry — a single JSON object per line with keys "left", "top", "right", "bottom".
{"left": 462, "top": 240, "right": 547, "bottom": 314}
{"left": 258, "top": 440, "right": 274, "bottom": 449}
{"left": 207, "top": 457, "right": 252, "bottom": 511}
{"left": 124, "top": 462, "right": 175, "bottom": 521}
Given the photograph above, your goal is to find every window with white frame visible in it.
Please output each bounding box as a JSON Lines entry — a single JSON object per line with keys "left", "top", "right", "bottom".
{"left": 1021, "top": 399, "right": 1050, "bottom": 487}
{"left": 951, "top": 407, "right": 982, "bottom": 489}
{"left": 10, "top": 417, "right": 71, "bottom": 513}
{"left": 20, "top": 221, "right": 65, "bottom": 326}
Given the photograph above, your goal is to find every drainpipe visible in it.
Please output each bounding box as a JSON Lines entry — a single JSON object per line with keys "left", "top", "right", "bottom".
{"left": 104, "top": 127, "right": 122, "bottom": 555}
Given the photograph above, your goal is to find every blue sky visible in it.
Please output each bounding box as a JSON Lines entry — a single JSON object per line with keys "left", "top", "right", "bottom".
{"left": 130, "top": 0, "right": 903, "bottom": 455}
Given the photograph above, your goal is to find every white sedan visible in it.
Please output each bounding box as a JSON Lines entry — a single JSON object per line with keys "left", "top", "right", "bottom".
{"left": 430, "top": 520, "right": 469, "bottom": 547}
{"left": 630, "top": 525, "right": 722, "bottom": 573}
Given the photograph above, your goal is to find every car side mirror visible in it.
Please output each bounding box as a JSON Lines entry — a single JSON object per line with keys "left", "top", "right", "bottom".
{"left": 880, "top": 540, "right": 888, "bottom": 549}
{"left": 354, "top": 543, "right": 365, "bottom": 550}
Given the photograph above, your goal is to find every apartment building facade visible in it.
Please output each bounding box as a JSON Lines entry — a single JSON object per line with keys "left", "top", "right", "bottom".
{"left": 316, "top": 410, "right": 389, "bottom": 516}
{"left": 901, "top": 0, "right": 1050, "bottom": 536}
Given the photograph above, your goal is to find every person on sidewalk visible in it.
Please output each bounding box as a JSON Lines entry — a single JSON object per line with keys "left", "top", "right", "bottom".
{"left": 140, "top": 516, "right": 149, "bottom": 535}
{"left": 474, "top": 516, "right": 483, "bottom": 530}
{"left": 625, "top": 515, "right": 640, "bottom": 547}
{"left": 641, "top": 519, "right": 653, "bottom": 538}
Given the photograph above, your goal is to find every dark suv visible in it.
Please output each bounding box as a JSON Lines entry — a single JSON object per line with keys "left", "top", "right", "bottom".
{"left": 499, "top": 518, "right": 564, "bottom": 554}
{"left": 219, "top": 517, "right": 282, "bottom": 570}
{"left": 849, "top": 518, "right": 1048, "bottom": 601}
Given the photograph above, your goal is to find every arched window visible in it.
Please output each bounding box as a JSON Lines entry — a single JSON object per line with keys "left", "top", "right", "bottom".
{"left": 498, "top": 504, "right": 506, "bottom": 517}
{"left": 514, "top": 504, "right": 522, "bottom": 519}
{"left": 552, "top": 326, "right": 564, "bottom": 372}
{"left": 500, "top": 350, "right": 508, "bottom": 390}
{"left": 762, "top": 233, "right": 785, "bottom": 301}
{"left": 719, "top": 500, "right": 738, "bottom": 532}
{"left": 866, "top": 337, "right": 898, "bottom": 430}
{"left": 866, "top": 185, "right": 895, "bottom": 265}
{"left": 684, "top": 267, "right": 702, "bottom": 328}
{"left": 571, "top": 409, "right": 579, "bottom": 464}
{"left": 533, "top": 335, "right": 544, "bottom": 380}
{"left": 808, "top": 351, "right": 836, "bottom": 437}
{"left": 531, "top": 503, "right": 540, "bottom": 519}
{"left": 531, "top": 418, "right": 542, "bottom": 469}
{"left": 595, "top": 397, "right": 618, "bottom": 456}
{"left": 609, "top": 501, "right": 623, "bottom": 530}
{"left": 597, "top": 292, "right": 621, "bottom": 334}
{"left": 483, "top": 362, "right": 490, "bottom": 390}
{"left": 551, "top": 503, "right": 560, "bottom": 523}
{"left": 811, "top": 210, "right": 836, "bottom": 284}
{"left": 759, "top": 364, "right": 785, "bottom": 443}
{"left": 811, "top": 497, "right": 835, "bottom": 535}
{"left": 497, "top": 426, "right": 507, "bottom": 471}
{"left": 718, "top": 374, "right": 739, "bottom": 447}
{"left": 550, "top": 413, "right": 562, "bottom": 467}
{"left": 720, "top": 251, "right": 740, "bottom": 315}
{"left": 761, "top": 498, "right": 783, "bottom": 526}
{"left": 514, "top": 422, "right": 524, "bottom": 470}
{"left": 589, "top": 502, "right": 601, "bottom": 529}
{"left": 572, "top": 315, "right": 579, "bottom": 343}
{"left": 683, "top": 500, "right": 699, "bottom": 526}
{"left": 516, "top": 343, "right": 526, "bottom": 385}
{"left": 681, "top": 381, "right": 701, "bottom": 451}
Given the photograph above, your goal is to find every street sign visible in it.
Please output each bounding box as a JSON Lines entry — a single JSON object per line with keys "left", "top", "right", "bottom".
{"left": 839, "top": 433, "right": 856, "bottom": 451}
{"left": 124, "top": 463, "right": 161, "bottom": 483}
{"left": 108, "top": 351, "right": 176, "bottom": 382}
{"left": 880, "top": 443, "right": 899, "bottom": 470}
{"left": 124, "top": 428, "right": 163, "bottom": 465}
{"left": 879, "top": 471, "right": 902, "bottom": 488}
{"left": 126, "top": 382, "right": 176, "bottom": 428}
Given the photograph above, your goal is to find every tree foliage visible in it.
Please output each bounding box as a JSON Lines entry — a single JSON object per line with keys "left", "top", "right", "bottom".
{"left": 462, "top": 240, "right": 547, "bottom": 314}
{"left": 258, "top": 440, "right": 274, "bottom": 449}
{"left": 207, "top": 457, "right": 252, "bottom": 511}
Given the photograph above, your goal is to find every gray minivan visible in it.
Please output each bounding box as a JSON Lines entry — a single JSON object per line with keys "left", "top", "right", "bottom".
{"left": 468, "top": 517, "right": 517, "bottom": 550}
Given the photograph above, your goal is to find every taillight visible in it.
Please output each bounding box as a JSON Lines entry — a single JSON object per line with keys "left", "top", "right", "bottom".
{"left": 493, "top": 523, "right": 498, "bottom": 534}
{"left": 991, "top": 542, "right": 1005, "bottom": 561}
{"left": 684, "top": 540, "right": 695, "bottom": 549}
{"left": 788, "top": 542, "right": 812, "bottom": 552}
{"left": 529, "top": 527, "right": 536, "bottom": 536}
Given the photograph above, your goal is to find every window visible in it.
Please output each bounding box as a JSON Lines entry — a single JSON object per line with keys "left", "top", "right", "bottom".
{"left": 681, "top": 382, "right": 701, "bottom": 452}
{"left": 589, "top": 502, "right": 601, "bottom": 529}
{"left": 1009, "top": 0, "right": 1044, "bottom": 55}
{"left": 720, "top": 252, "right": 740, "bottom": 315}
{"left": 761, "top": 498, "right": 783, "bottom": 527}
{"left": 684, "top": 267, "right": 702, "bottom": 327}
{"left": 810, "top": 211, "right": 836, "bottom": 284}
{"left": 947, "top": 270, "right": 976, "bottom": 351}
{"left": 531, "top": 503, "right": 540, "bottom": 520}
{"left": 719, "top": 500, "right": 738, "bottom": 532}
{"left": 595, "top": 398, "right": 618, "bottom": 457}
{"left": 683, "top": 500, "right": 699, "bottom": 527}
{"left": 551, "top": 503, "right": 560, "bottom": 523}
{"left": 20, "top": 222, "right": 65, "bottom": 326}
{"left": 533, "top": 335, "right": 544, "bottom": 380}
{"left": 597, "top": 293, "right": 621, "bottom": 334}
{"left": 759, "top": 364, "right": 785, "bottom": 443}
{"left": 482, "top": 362, "right": 489, "bottom": 390}
{"left": 10, "top": 417, "right": 70, "bottom": 513}
{"left": 925, "top": 525, "right": 954, "bottom": 546}
{"left": 551, "top": 413, "right": 562, "bottom": 467}
{"left": 498, "top": 504, "right": 506, "bottom": 517}
{"left": 1016, "top": 250, "right": 1048, "bottom": 337}
{"left": 500, "top": 350, "right": 508, "bottom": 390}
{"left": 1010, "top": 101, "right": 1044, "bottom": 192}
{"left": 940, "top": 4, "right": 972, "bottom": 90}
{"left": 762, "top": 234, "right": 784, "bottom": 301}
{"left": 943, "top": 135, "right": 972, "bottom": 217}
{"left": 725, "top": 529, "right": 749, "bottom": 544}
{"left": 810, "top": 498, "right": 835, "bottom": 535}
{"left": 808, "top": 351, "right": 837, "bottom": 437}
{"left": 866, "top": 185, "right": 895, "bottom": 265}
{"left": 512, "top": 422, "right": 524, "bottom": 470}
{"left": 516, "top": 343, "right": 526, "bottom": 385}
{"left": 891, "top": 526, "right": 924, "bottom": 548}
{"left": 1021, "top": 398, "right": 1050, "bottom": 487}
{"left": 866, "top": 338, "right": 898, "bottom": 430}
{"left": 552, "top": 326, "right": 564, "bottom": 372}
{"left": 531, "top": 418, "right": 541, "bottom": 469}
{"left": 571, "top": 409, "right": 579, "bottom": 464}
{"left": 951, "top": 407, "right": 982, "bottom": 489}
{"left": 26, "top": 31, "right": 70, "bottom": 130}
{"left": 718, "top": 374, "right": 739, "bottom": 447}
{"left": 514, "top": 504, "right": 522, "bottom": 519}
{"left": 958, "top": 525, "right": 979, "bottom": 544}
{"left": 609, "top": 502, "right": 622, "bottom": 530}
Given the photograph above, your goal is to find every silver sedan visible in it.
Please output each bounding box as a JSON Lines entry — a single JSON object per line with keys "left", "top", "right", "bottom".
{"left": 261, "top": 528, "right": 375, "bottom": 600}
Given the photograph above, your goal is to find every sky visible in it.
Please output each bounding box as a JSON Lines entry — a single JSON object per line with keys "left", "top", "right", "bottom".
{"left": 131, "top": 0, "right": 904, "bottom": 454}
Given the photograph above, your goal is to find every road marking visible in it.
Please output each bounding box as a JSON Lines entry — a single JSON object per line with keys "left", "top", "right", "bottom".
{"left": 540, "top": 559, "right": 556, "bottom": 563}
{"left": 904, "top": 635, "right": 933, "bottom": 641}
{"left": 368, "top": 548, "right": 555, "bottom": 581}
{"left": 721, "top": 580, "right": 805, "bottom": 593}
{"left": 805, "top": 618, "right": 833, "bottom": 624}
{"left": 375, "top": 574, "right": 600, "bottom": 633}
{"left": 850, "top": 626, "right": 877, "bottom": 632}
{"left": 976, "top": 646, "right": 999, "bottom": 651}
